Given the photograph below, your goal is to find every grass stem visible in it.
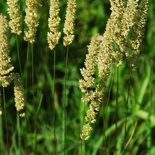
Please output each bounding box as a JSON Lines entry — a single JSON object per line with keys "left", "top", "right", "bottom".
{"left": 63, "top": 47, "right": 69, "bottom": 155}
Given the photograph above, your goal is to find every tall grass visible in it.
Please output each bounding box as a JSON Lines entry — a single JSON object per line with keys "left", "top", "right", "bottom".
{"left": 0, "top": 0, "right": 155, "bottom": 155}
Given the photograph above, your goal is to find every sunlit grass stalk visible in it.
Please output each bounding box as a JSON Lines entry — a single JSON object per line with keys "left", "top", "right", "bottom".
{"left": 25, "top": 43, "right": 34, "bottom": 89}
{"left": 30, "top": 44, "right": 37, "bottom": 154}
{"left": 53, "top": 49, "right": 56, "bottom": 154}
{"left": 31, "top": 46, "right": 38, "bottom": 155}
{"left": 24, "top": 42, "right": 37, "bottom": 153}
{"left": 62, "top": 47, "right": 69, "bottom": 155}
{"left": 31, "top": 44, "right": 34, "bottom": 86}
{"left": 21, "top": 45, "right": 29, "bottom": 152}
{"left": 62, "top": 0, "right": 76, "bottom": 153}
{"left": 47, "top": 0, "right": 61, "bottom": 151}
{"left": 24, "top": 43, "right": 30, "bottom": 103}
{"left": 115, "top": 67, "right": 119, "bottom": 146}
{"left": 15, "top": 35, "right": 22, "bottom": 76}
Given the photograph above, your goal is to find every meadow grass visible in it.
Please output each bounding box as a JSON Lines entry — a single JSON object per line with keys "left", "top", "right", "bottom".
{"left": 0, "top": 0, "right": 155, "bottom": 155}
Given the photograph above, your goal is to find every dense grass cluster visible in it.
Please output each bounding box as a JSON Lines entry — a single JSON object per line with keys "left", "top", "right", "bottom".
{"left": 0, "top": 0, "right": 155, "bottom": 155}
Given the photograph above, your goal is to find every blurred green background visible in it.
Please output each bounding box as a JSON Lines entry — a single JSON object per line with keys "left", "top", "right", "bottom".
{"left": 0, "top": 0, "right": 155, "bottom": 155}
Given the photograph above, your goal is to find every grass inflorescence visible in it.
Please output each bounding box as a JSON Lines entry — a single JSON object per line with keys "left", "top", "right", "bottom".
{"left": 0, "top": 0, "right": 155, "bottom": 155}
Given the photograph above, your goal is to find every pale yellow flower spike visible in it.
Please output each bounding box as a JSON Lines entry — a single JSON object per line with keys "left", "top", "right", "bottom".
{"left": 14, "top": 73, "right": 25, "bottom": 117}
{"left": 0, "top": 14, "right": 14, "bottom": 87}
{"left": 47, "top": 0, "right": 61, "bottom": 50}
{"left": 80, "top": 124, "right": 92, "bottom": 140}
{"left": 24, "top": 0, "right": 39, "bottom": 43}
{"left": 7, "top": 0, "right": 22, "bottom": 35}
{"left": 79, "top": 34, "right": 105, "bottom": 140}
{"left": 63, "top": 0, "right": 76, "bottom": 46}
{"left": 80, "top": 0, "right": 148, "bottom": 140}
{"left": 125, "top": 0, "right": 149, "bottom": 69}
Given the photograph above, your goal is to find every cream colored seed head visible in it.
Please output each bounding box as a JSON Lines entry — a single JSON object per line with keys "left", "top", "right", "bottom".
{"left": 85, "top": 107, "right": 96, "bottom": 123}
{"left": 7, "top": 0, "right": 22, "bottom": 35}
{"left": 14, "top": 73, "right": 25, "bottom": 113}
{"left": 80, "top": 123, "right": 92, "bottom": 140}
{"left": 24, "top": 0, "right": 39, "bottom": 43}
{"left": 80, "top": 0, "right": 148, "bottom": 141}
{"left": 79, "top": 34, "right": 109, "bottom": 140}
{"left": 0, "top": 74, "right": 14, "bottom": 87}
{"left": 0, "top": 15, "right": 14, "bottom": 87}
{"left": 63, "top": 0, "right": 76, "bottom": 46}
{"left": 20, "top": 112, "right": 25, "bottom": 117}
{"left": 47, "top": 0, "right": 61, "bottom": 50}
{"left": 79, "top": 34, "right": 100, "bottom": 93}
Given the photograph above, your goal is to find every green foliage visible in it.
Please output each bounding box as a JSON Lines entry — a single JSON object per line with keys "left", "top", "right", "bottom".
{"left": 0, "top": 0, "right": 155, "bottom": 155}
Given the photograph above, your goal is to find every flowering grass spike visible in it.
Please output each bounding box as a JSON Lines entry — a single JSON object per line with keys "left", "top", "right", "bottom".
{"left": 63, "top": 0, "right": 76, "bottom": 46}
{"left": 47, "top": 0, "right": 61, "bottom": 50}
{"left": 0, "top": 14, "right": 14, "bottom": 87}
{"left": 7, "top": 0, "right": 22, "bottom": 35}
{"left": 24, "top": 0, "right": 39, "bottom": 43}
{"left": 80, "top": 0, "right": 148, "bottom": 140}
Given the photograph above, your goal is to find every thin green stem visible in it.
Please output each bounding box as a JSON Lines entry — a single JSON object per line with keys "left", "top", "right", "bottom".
{"left": 25, "top": 43, "right": 30, "bottom": 101}
{"left": 25, "top": 42, "right": 37, "bottom": 154}
{"left": 30, "top": 43, "right": 37, "bottom": 155}
{"left": 124, "top": 71, "right": 131, "bottom": 137}
{"left": 115, "top": 67, "right": 119, "bottom": 151}
{"left": 147, "top": 61, "right": 153, "bottom": 150}
{"left": 16, "top": 35, "right": 22, "bottom": 155}
{"left": 102, "top": 63, "right": 114, "bottom": 152}
{"left": 121, "top": 122, "right": 137, "bottom": 155}
{"left": 80, "top": 140, "right": 85, "bottom": 155}
{"left": 15, "top": 35, "right": 22, "bottom": 154}
{"left": 53, "top": 49, "right": 57, "bottom": 154}
{"left": 16, "top": 35, "right": 22, "bottom": 77}
{"left": 0, "top": 112, "right": 3, "bottom": 154}
{"left": 23, "top": 42, "right": 31, "bottom": 154}
{"left": 3, "top": 88, "right": 10, "bottom": 155}
{"left": 0, "top": 88, "right": 4, "bottom": 154}
{"left": 16, "top": 113, "right": 21, "bottom": 155}
{"left": 31, "top": 44, "right": 34, "bottom": 86}
{"left": 80, "top": 100, "right": 86, "bottom": 155}
{"left": 63, "top": 47, "right": 69, "bottom": 155}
